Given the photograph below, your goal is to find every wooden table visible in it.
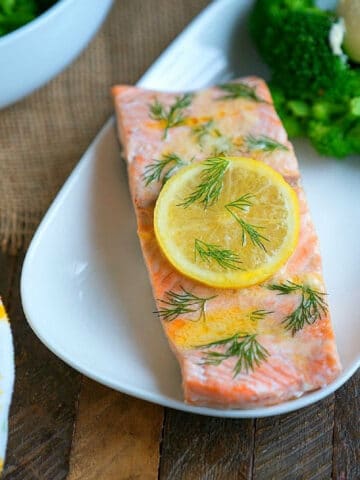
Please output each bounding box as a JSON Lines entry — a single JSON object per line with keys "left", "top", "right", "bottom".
{"left": 1, "top": 251, "right": 359, "bottom": 479}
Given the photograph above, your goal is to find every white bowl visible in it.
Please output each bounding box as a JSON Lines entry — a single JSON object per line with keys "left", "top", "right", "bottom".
{"left": 0, "top": 0, "right": 113, "bottom": 109}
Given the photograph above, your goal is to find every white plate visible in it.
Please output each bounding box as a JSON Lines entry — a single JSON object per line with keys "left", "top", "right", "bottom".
{"left": 21, "top": 0, "right": 360, "bottom": 418}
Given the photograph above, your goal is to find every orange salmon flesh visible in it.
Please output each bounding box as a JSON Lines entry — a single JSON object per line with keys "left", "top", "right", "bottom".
{"left": 112, "top": 78, "right": 341, "bottom": 408}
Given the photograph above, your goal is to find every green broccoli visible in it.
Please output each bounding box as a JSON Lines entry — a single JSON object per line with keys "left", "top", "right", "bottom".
{"left": 249, "top": 0, "right": 360, "bottom": 158}
{"left": 250, "top": 0, "right": 358, "bottom": 100}
{"left": 347, "top": 122, "right": 360, "bottom": 152}
{"left": 0, "top": 0, "right": 57, "bottom": 37}
{"left": 270, "top": 87, "right": 306, "bottom": 137}
{"left": 272, "top": 87, "right": 360, "bottom": 158}
{"left": 308, "top": 121, "right": 353, "bottom": 158}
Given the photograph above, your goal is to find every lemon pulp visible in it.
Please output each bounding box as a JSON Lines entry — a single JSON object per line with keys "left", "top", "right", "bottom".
{"left": 154, "top": 157, "right": 300, "bottom": 289}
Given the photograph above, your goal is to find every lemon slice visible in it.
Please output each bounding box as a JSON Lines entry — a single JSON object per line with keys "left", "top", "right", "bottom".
{"left": 154, "top": 157, "right": 300, "bottom": 289}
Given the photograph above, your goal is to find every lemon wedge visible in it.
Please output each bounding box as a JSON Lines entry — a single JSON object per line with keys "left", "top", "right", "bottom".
{"left": 154, "top": 157, "right": 299, "bottom": 289}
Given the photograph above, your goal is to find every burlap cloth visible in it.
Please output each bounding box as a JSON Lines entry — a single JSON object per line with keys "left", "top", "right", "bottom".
{"left": 0, "top": 0, "right": 209, "bottom": 254}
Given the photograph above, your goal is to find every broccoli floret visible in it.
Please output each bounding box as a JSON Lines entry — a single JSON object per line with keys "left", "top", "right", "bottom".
{"left": 270, "top": 85, "right": 306, "bottom": 137}
{"left": 350, "top": 97, "right": 360, "bottom": 116}
{"left": 311, "top": 101, "right": 347, "bottom": 120}
{"left": 287, "top": 100, "right": 310, "bottom": 118}
{"left": 308, "top": 121, "right": 353, "bottom": 158}
{"left": 0, "top": 1, "right": 57, "bottom": 37}
{"left": 347, "top": 122, "right": 360, "bottom": 152}
{"left": 250, "top": 0, "right": 360, "bottom": 158}
{"left": 250, "top": 0, "right": 355, "bottom": 100}
{"left": 279, "top": 111, "right": 305, "bottom": 138}
{"left": 307, "top": 103, "right": 360, "bottom": 157}
{"left": 0, "top": 1, "right": 37, "bottom": 36}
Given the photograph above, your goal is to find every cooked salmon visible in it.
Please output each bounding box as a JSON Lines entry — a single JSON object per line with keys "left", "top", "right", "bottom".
{"left": 112, "top": 77, "right": 341, "bottom": 408}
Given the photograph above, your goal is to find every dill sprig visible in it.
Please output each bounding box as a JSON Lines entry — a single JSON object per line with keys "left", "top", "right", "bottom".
{"left": 156, "top": 287, "right": 216, "bottom": 322}
{"left": 143, "top": 153, "right": 185, "bottom": 186}
{"left": 218, "top": 82, "right": 268, "bottom": 103}
{"left": 197, "top": 333, "right": 269, "bottom": 376}
{"left": 267, "top": 281, "right": 300, "bottom": 295}
{"left": 237, "top": 219, "right": 269, "bottom": 251}
{"left": 179, "top": 157, "right": 230, "bottom": 208}
{"left": 225, "top": 195, "right": 269, "bottom": 251}
{"left": 194, "top": 239, "right": 242, "bottom": 270}
{"left": 225, "top": 193, "right": 255, "bottom": 212}
{"left": 245, "top": 135, "right": 289, "bottom": 153}
{"left": 267, "top": 281, "right": 328, "bottom": 335}
{"left": 149, "top": 93, "right": 193, "bottom": 139}
{"left": 249, "top": 309, "right": 273, "bottom": 322}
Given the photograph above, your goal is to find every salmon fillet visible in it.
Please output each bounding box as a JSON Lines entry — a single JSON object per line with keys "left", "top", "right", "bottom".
{"left": 112, "top": 77, "right": 341, "bottom": 408}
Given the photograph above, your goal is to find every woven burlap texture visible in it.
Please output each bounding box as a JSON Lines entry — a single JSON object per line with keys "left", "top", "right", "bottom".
{"left": 0, "top": 0, "right": 209, "bottom": 253}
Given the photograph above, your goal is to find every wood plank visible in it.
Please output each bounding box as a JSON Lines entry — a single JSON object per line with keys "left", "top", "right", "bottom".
{"left": 253, "top": 396, "right": 334, "bottom": 480}
{"left": 158, "top": 409, "right": 254, "bottom": 480}
{"left": 0, "top": 251, "right": 16, "bottom": 299}
{"left": 332, "top": 370, "right": 360, "bottom": 480}
{"left": 67, "top": 378, "right": 163, "bottom": 480}
{"left": 2, "top": 254, "right": 82, "bottom": 480}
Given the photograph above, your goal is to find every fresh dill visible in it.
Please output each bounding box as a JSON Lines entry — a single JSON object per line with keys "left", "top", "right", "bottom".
{"left": 179, "top": 157, "right": 230, "bottom": 208}
{"left": 237, "top": 219, "right": 269, "bottom": 251}
{"left": 245, "top": 135, "right": 289, "bottom": 153}
{"left": 143, "top": 153, "right": 185, "bottom": 186}
{"left": 225, "top": 195, "right": 269, "bottom": 251}
{"left": 249, "top": 309, "right": 273, "bottom": 322}
{"left": 267, "top": 281, "right": 301, "bottom": 295}
{"left": 225, "top": 193, "right": 255, "bottom": 212}
{"left": 218, "top": 82, "right": 268, "bottom": 103}
{"left": 194, "top": 239, "right": 242, "bottom": 270}
{"left": 197, "top": 333, "right": 269, "bottom": 376}
{"left": 267, "top": 281, "right": 328, "bottom": 335}
{"left": 156, "top": 287, "right": 216, "bottom": 322}
{"left": 149, "top": 93, "right": 193, "bottom": 139}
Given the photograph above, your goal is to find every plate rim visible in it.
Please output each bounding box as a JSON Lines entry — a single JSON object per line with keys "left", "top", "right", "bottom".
{"left": 21, "top": 0, "right": 359, "bottom": 418}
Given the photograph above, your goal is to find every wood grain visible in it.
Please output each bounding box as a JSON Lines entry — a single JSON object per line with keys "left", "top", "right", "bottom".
{"left": 67, "top": 378, "right": 163, "bottom": 480}
{"left": 2, "top": 254, "right": 82, "bottom": 480}
{"left": 332, "top": 369, "right": 360, "bottom": 480}
{"left": 0, "top": 250, "right": 16, "bottom": 299}
{"left": 158, "top": 410, "right": 254, "bottom": 480}
{"left": 253, "top": 396, "right": 334, "bottom": 480}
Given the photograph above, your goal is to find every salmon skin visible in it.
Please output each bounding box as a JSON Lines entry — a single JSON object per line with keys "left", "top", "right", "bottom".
{"left": 112, "top": 78, "right": 341, "bottom": 409}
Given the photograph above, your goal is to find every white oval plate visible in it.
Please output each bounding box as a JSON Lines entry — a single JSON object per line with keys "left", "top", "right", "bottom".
{"left": 21, "top": 0, "right": 359, "bottom": 417}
